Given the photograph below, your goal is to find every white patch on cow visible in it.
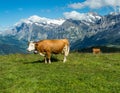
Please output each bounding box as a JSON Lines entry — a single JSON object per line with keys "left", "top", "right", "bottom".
{"left": 34, "top": 50, "right": 38, "bottom": 54}
{"left": 27, "top": 41, "right": 35, "bottom": 51}
{"left": 39, "top": 52, "right": 45, "bottom": 57}
{"left": 63, "top": 45, "right": 69, "bottom": 56}
{"left": 62, "top": 45, "right": 67, "bottom": 53}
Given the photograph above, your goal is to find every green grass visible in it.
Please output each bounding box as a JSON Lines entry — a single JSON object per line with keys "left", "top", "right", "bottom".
{"left": 0, "top": 53, "right": 120, "bottom": 93}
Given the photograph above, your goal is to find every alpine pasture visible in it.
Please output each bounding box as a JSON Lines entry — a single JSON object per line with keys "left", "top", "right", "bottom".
{"left": 0, "top": 52, "right": 120, "bottom": 93}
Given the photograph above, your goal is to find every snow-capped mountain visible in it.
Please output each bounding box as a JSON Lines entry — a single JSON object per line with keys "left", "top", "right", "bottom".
{"left": 7, "top": 15, "right": 65, "bottom": 41}
{"left": 64, "top": 11, "right": 101, "bottom": 24}
{"left": 15, "top": 15, "right": 65, "bottom": 27}
{"left": 8, "top": 12, "right": 102, "bottom": 41}
{"left": 0, "top": 12, "right": 120, "bottom": 54}
{"left": 71, "top": 13, "right": 120, "bottom": 49}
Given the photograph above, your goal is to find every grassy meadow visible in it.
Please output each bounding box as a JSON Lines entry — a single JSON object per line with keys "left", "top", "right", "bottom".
{"left": 0, "top": 52, "right": 120, "bottom": 93}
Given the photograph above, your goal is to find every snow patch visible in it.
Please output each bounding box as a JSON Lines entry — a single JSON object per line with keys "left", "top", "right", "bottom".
{"left": 15, "top": 15, "right": 65, "bottom": 26}
{"left": 64, "top": 11, "right": 101, "bottom": 23}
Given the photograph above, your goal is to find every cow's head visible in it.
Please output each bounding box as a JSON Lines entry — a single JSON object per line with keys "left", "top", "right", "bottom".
{"left": 27, "top": 41, "right": 36, "bottom": 52}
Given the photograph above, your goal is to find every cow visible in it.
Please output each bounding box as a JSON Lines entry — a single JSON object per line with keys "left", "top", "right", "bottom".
{"left": 92, "top": 48, "right": 101, "bottom": 54}
{"left": 27, "top": 39, "right": 70, "bottom": 64}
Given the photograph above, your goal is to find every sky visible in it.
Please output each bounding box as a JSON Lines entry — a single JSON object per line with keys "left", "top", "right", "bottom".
{"left": 0, "top": 0, "right": 120, "bottom": 28}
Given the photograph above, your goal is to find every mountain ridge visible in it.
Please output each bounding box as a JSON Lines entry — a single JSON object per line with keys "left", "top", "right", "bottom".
{"left": 0, "top": 12, "right": 120, "bottom": 54}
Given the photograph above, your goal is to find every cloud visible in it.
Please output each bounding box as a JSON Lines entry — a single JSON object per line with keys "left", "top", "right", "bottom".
{"left": 69, "top": 0, "right": 120, "bottom": 9}
{"left": 63, "top": 11, "right": 101, "bottom": 21}
{"left": 63, "top": 11, "right": 86, "bottom": 20}
{"left": 68, "top": 3, "right": 85, "bottom": 9}
{"left": 63, "top": 11, "right": 82, "bottom": 20}
{"left": 104, "top": 0, "right": 120, "bottom": 7}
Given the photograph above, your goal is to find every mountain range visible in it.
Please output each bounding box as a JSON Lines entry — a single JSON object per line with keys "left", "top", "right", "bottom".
{"left": 0, "top": 12, "right": 120, "bottom": 54}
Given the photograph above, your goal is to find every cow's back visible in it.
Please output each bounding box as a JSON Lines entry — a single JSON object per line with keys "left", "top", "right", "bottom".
{"left": 35, "top": 39, "right": 69, "bottom": 54}
{"left": 61, "top": 39, "right": 69, "bottom": 46}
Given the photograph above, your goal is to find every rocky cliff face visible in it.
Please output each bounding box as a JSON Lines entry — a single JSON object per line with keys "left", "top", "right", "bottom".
{"left": 71, "top": 13, "right": 120, "bottom": 49}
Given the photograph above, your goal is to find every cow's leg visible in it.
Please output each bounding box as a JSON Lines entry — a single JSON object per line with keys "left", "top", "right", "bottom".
{"left": 46, "top": 52, "right": 51, "bottom": 64}
{"left": 44, "top": 56, "right": 47, "bottom": 64}
{"left": 63, "top": 45, "right": 69, "bottom": 63}
{"left": 63, "top": 50, "right": 67, "bottom": 63}
{"left": 39, "top": 52, "right": 46, "bottom": 63}
{"left": 48, "top": 58, "right": 51, "bottom": 64}
{"left": 63, "top": 55, "right": 66, "bottom": 63}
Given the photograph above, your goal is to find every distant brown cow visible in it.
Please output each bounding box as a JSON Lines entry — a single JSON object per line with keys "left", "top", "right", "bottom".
{"left": 27, "top": 39, "right": 69, "bottom": 64}
{"left": 92, "top": 48, "right": 101, "bottom": 54}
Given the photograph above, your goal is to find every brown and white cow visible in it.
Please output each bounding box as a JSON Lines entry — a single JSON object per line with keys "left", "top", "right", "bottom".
{"left": 27, "top": 39, "right": 69, "bottom": 64}
{"left": 92, "top": 48, "right": 101, "bottom": 54}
